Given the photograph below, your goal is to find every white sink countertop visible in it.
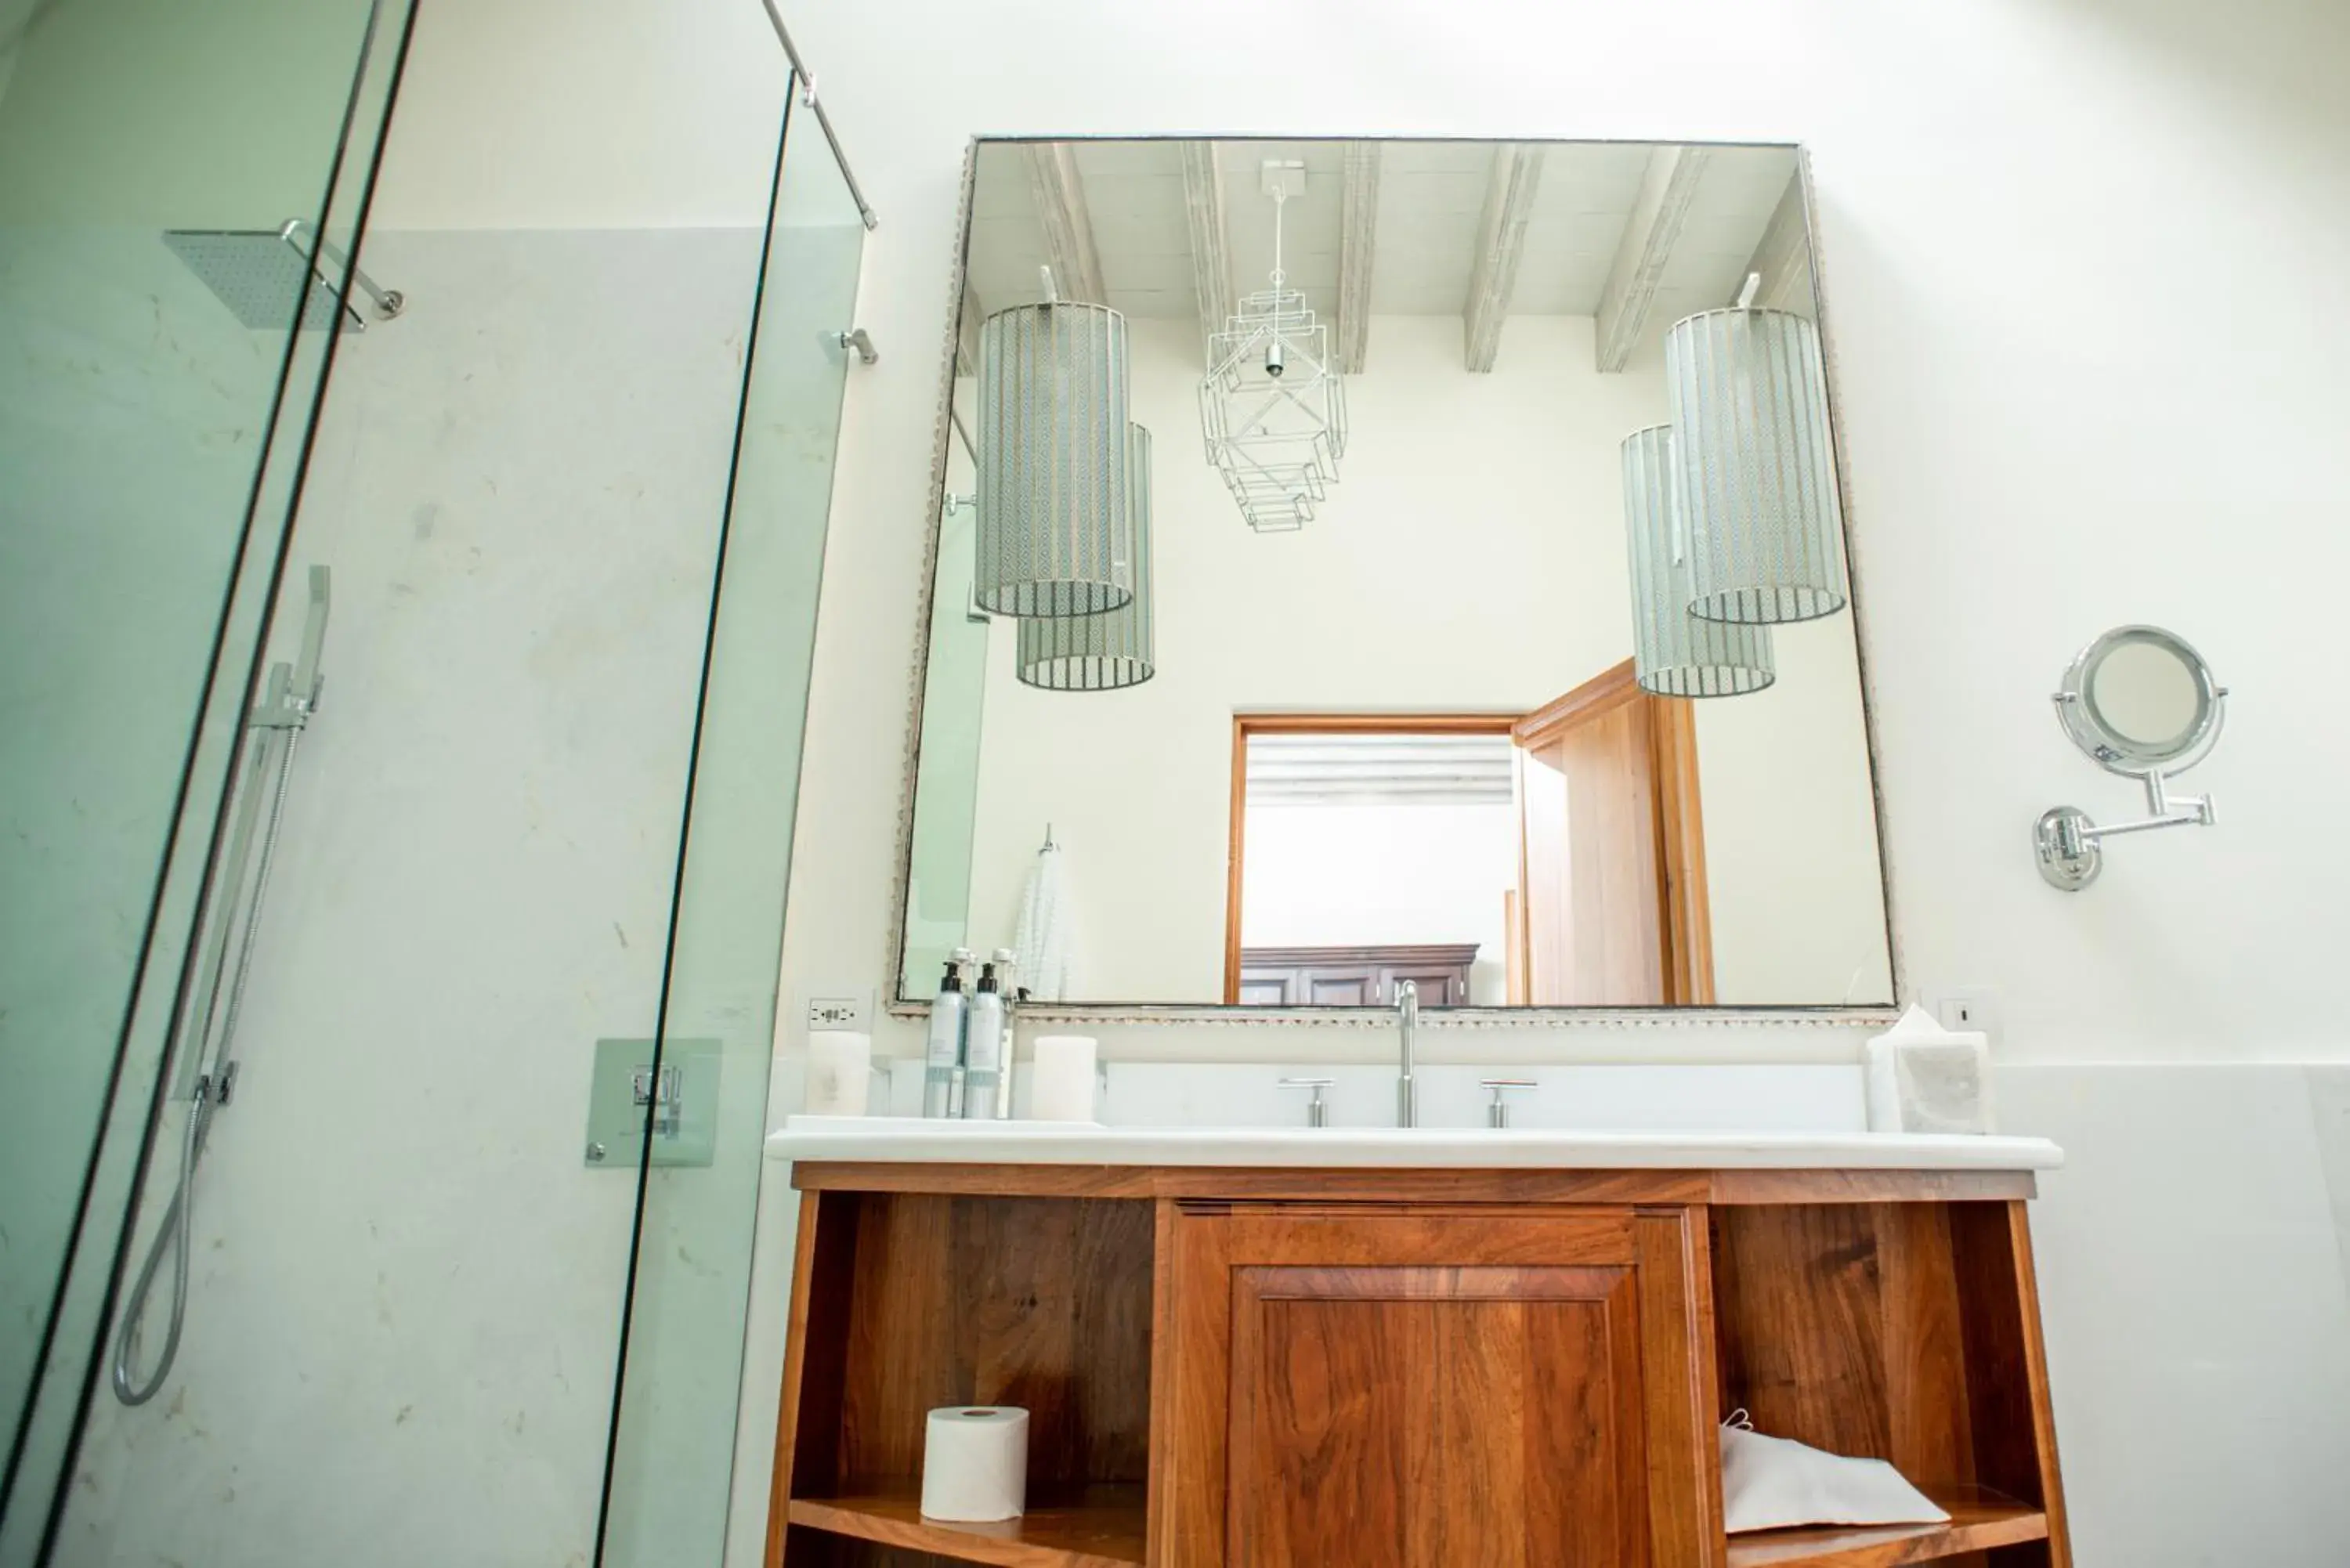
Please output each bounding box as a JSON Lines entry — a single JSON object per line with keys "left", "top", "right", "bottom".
{"left": 764, "top": 1116, "right": 2064, "bottom": 1172}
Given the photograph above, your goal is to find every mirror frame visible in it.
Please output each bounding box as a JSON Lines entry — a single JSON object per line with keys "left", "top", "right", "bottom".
{"left": 2055, "top": 624, "right": 2222, "bottom": 779}
{"left": 881, "top": 135, "right": 1904, "bottom": 1027}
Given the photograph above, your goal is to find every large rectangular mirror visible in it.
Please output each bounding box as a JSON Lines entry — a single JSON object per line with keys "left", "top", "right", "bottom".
{"left": 895, "top": 137, "right": 1893, "bottom": 1014}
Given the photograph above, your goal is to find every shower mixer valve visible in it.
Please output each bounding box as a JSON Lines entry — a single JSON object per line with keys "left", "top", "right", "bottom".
{"left": 631, "top": 1063, "right": 685, "bottom": 1140}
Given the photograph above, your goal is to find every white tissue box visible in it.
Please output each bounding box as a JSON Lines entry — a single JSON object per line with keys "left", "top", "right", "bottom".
{"left": 1865, "top": 1006, "right": 1994, "bottom": 1135}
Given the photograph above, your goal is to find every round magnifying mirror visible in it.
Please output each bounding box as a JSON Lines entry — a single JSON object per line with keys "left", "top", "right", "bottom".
{"left": 2055, "top": 625, "right": 2223, "bottom": 777}
{"left": 2089, "top": 639, "right": 2200, "bottom": 747}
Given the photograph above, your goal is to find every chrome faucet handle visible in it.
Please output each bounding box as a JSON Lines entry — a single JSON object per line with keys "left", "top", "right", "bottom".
{"left": 1478, "top": 1078, "right": 1537, "bottom": 1129}
{"left": 1278, "top": 1076, "right": 1335, "bottom": 1129}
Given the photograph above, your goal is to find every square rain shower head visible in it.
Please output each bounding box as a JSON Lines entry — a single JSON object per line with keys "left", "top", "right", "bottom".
{"left": 162, "top": 229, "right": 368, "bottom": 332}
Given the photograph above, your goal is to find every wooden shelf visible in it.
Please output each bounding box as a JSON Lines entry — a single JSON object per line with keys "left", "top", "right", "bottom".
{"left": 787, "top": 1485, "right": 1146, "bottom": 1568}
{"left": 794, "top": 1483, "right": 2036, "bottom": 1568}
{"left": 1725, "top": 1487, "right": 2048, "bottom": 1568}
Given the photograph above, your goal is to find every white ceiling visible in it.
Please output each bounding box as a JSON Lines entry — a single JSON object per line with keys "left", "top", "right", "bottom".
{"left": 967, "top": 137, "right": 1806, "bottom": 366}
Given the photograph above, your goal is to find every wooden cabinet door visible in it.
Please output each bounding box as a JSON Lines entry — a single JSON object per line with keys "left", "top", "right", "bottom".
{"left": 1235, "top": 970, "right": 1298, "bottom": 1005}
{"left": 1234, "top": 947, "right": 1480, "bottom": 1008}
{"left": 1301, "top": 966, "right": 1379, "bottom": 1005}
{"left": 1155, "top": 1208, "right": 1722, "bottom": 1568}
{"left": 1378, "top": 961, "right": 1467, "bottom": 1006}
{"left": 1233, "top": 1263, "right": 1644, "bottom": 1566}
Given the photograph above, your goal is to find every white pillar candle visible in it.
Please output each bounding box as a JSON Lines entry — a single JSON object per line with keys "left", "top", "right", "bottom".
{"left": 804, "top": 1031, "right": 871, "bottom": 1116}
{"left": 1028, "top": 1035, "right": 1098, "bottom": 1122}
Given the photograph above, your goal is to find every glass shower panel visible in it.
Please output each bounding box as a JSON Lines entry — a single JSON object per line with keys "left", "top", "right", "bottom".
{"left": 596, "top": 84, "right": 866, "bottom": 1568}
{"left": 0, "top": 0, "right": 411, "bottom": 1555}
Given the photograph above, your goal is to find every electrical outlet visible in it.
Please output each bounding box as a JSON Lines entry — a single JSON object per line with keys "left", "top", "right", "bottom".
{"left": 800, "top": 987, "right": 873, "bottom": 1035}
{"left": 1926, "top": 988, "right": 2003, "bottom": 1046}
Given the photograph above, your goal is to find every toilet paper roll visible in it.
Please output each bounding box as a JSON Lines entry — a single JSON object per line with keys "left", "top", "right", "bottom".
{"left": 804, "top": 1031, "right": 871, "bottom": 1117}
{"left": 920, "top": 1405, "right": 1029, "bottom": 1522}
{"left": 1028, "top": 1035, "right": 1099, "bottom": 1122}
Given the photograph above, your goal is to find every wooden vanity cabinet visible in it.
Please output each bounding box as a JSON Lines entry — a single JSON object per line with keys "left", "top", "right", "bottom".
{"left": 1155, "top": 1204, "right": 1717, "bottom": 1568}
{"left": 768, "top": 1165, "right": 2070, "bottom": 1568}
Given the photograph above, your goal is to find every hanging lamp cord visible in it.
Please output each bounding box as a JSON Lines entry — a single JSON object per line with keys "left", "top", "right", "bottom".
{"left": 1270, "top": 188, "right": 1286, "bottom": 289}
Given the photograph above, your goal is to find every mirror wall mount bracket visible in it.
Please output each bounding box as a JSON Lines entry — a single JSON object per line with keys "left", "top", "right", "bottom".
{"left": 2034, "top": 624, "right": 2227, "bottom": 891}
{"left": 2034, "top": 771, "right": 2218, "bottom": 891}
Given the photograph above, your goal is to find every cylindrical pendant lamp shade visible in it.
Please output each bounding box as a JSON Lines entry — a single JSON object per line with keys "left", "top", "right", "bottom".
{"left": 976, "top": 300, "right": 1134, "bottom": 617}
{"left": 1665, "top": 306, "right": 1847, "bottom": 624}
{"left": 1622, "top": 425, "right": 1775, "bottom": 698}
{"left": 1019, "top": 425, "right": 1155, "bottom": 692}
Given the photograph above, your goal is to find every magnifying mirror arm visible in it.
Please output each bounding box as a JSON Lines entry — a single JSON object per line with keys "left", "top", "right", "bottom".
{"left": 2035, "top": 768, "right": 2218, "bottom": 890}
{"left": 2069, "top": 803, "right": 2214, "bottom": 847}
{"left": 2082, "top": 771, "right": 2217, "bottom": 840}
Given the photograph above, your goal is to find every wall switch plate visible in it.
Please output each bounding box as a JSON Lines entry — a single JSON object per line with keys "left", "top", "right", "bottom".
{"left": 799, "top": 987, "right": 874, "bottom": 1037}
{"left": 1926, "top": 989, "right": 2003, "bottom": 1046}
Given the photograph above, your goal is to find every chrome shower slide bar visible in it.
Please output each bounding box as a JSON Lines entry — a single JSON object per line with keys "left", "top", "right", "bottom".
{"left": 114, "top": 567, "right": 330, "bottom": 1406}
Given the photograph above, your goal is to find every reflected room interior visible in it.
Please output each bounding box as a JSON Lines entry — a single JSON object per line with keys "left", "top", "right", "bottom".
{"left": 900, "top": 137, "right": 1893, "bottom": 1012}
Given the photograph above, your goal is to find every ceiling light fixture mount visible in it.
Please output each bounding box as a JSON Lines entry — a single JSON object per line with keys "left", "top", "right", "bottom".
{"left": 1198, "top": 159, "right": 1347, "bottom": 533}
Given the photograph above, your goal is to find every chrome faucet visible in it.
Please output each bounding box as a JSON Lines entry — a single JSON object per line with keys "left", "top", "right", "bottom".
{"left": 1394, "top": 981, "right": 1418, "bottom": 1128}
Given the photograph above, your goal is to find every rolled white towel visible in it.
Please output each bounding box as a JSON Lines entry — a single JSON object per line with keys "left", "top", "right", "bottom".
{"left": 1013, "top": 842, "right": 1073, "bottom": 1002}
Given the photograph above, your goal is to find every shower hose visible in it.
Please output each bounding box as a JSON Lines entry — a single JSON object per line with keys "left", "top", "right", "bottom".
{"left": 112, "top": 717, "right": 304, "bottom": 1407}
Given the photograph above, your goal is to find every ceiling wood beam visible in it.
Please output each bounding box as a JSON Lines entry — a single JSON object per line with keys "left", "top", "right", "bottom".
{"left": 1739, "top": 174, "right": 1814, "bottom": 315}
{"left": 1594, "top": 145, "right": 1712, "bottom": 372}
{"left": 1180, "top": 140, "right": 1235, "bottom": 363}
{"left": 1463, "top": 143, "right": 1545, "bottom": 373}
{"left": 1025, "top": 143, "right": 1105, "bottom": 305}
{"left": 1336, "top": 142, "right": 1381, "bottom": 374}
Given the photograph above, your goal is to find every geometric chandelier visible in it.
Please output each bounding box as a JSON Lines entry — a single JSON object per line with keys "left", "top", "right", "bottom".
{"left": 1198, "top": 160, "right": 1347, "bottom": 532}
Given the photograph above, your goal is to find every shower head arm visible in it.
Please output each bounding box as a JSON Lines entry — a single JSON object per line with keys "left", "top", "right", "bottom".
{"left": 279, "top": 218, "right": 403, "bottom": 320}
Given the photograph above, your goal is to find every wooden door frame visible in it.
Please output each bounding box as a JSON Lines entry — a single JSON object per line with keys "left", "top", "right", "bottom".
{"left": 1511, "top": 660, "right": 1715, "bottom": 1006}
{"left": 1224, "top": 714, "right": 1520, "bottom": 1005}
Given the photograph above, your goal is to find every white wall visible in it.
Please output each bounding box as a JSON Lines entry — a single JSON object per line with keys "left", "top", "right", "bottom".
{"left": 2005, "top": 1064, "right": 2350, "bottom": 1566}
{"left": 363, "top": 0, "right": 781, "bottom": 232}
{"left": 775, "top": 0, "right": 2350, "bottom": 1059}
{"left": 1697, "top": 611, "right": 1891, "bottom": 1006}
{"left": 953, "top": 313, "right": 1887, "bottom": 1003}
{"left": 743, "top": 2, "right": 2350, "bottom": 1564}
